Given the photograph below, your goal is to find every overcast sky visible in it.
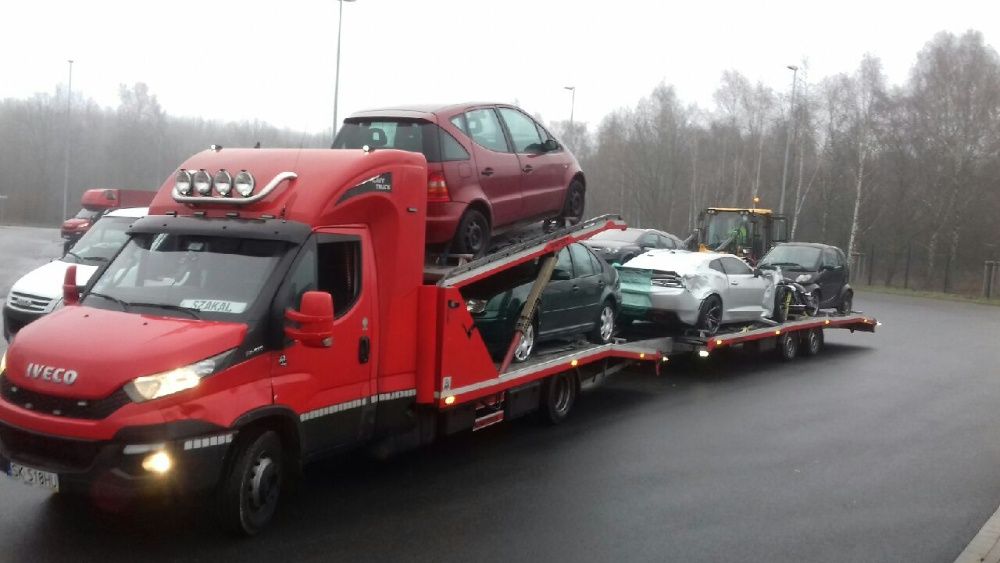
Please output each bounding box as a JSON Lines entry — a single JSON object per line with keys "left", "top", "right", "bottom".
{"left": 2, "top": 0, "right": 998, "bottom": 135}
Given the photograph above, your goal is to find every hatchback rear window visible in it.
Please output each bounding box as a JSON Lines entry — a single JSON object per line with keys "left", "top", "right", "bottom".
{"left": 333, "top": 120, "right": 469, "bottom": 162}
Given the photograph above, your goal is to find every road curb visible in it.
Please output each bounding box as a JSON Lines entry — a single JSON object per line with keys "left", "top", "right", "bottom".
{"left": 956, "top": 503, "right": 1000, "bottom": 563}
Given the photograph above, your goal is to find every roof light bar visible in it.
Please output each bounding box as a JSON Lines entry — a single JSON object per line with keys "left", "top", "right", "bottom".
{"left": 171, "top": 170, "right": 297, "bottom": 205}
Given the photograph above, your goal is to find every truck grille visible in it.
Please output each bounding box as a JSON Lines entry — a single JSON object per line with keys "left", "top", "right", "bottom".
{"left": 0, "top": 376, "right": 130, "bottom": 420}
{"left": 0, "top": 424, "right": 101, "bottom": 472}
{"left": 7, "top": 291, "right": 54, "bottom": 313}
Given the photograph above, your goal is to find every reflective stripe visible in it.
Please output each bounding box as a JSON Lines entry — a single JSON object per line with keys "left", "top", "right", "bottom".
{"left": 299, "top": 389, "right": 417, "bottom": 422}
{"left": 183, "top": 433, "right": 234, "bottom": 451}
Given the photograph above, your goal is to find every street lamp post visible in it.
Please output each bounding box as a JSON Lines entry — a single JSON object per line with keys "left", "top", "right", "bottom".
{"left": 62, "top": 59, "right": 74, "bottom": 221}
{"left": 778, "top": 64, "right": 798, "bottom": 215}
{"left": 564, "top": 86, "right": 576, "bottom": 129}
{"left": 332, "top": 0, "right": 357, "bottom": 144}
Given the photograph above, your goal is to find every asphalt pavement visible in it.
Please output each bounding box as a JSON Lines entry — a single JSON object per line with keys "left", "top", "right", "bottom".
{"left": 1, "top": 227, "right": 1000, "bottom": 562}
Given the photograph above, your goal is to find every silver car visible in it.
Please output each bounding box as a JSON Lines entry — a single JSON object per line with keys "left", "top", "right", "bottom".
{"left": 617, "top": 250, "right": 778, "bottom": 334}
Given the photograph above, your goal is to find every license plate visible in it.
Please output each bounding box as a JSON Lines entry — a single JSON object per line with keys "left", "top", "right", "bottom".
{"left": 7, "top": 462, "right": 59, "bottom": 492}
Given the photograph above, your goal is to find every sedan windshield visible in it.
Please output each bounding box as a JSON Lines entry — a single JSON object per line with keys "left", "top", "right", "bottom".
{"left": 759, "top": 245, "right": 822, "bottom": 271}
{"left": 591, "top": 229, "right": 642, "bottom": 243}
{"left": 86, "top": 233, "right": 287, "bottom": 320}
{"left": 65, "top": 216, "right": 134, "bottom": 264}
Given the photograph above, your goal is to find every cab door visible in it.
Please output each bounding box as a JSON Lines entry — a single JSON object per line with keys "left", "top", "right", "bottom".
{"left": 271, "top": 228, "right": 377, "bottom": 455}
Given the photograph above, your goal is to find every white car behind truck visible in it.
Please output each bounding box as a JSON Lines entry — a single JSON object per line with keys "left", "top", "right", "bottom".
{"left": 3, "top": 207, "right": 147, "bottom": 341}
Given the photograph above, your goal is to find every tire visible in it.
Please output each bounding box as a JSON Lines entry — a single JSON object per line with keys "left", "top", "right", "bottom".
{"left": 588, "top": 300, "right": 616, "bottom": 344}
{"left": 539, "top": 372, "right": 577, "bottom": 424}
{"left": 695, "top": 295, "right": 723, "bottom": 336}
{"left": 773, "top": 286, "right": 791, "bottom": 323}
{"left": 560, "top": 180, "right": 586, "bottom": 226}
{"left": 452, "top": 208, "right": 491, "bottom": 258}
{"left": 512, "top": 316, "right": 538, "bottom": 363}
{"left": 216, "top": 430, "right": 284, "bottom": 536}
{"left": 804, "top": 328, "right": 824, "bottom": 356}
{"left": 809, "top": 290, "right": 821, "bottom": 315}
{"left": 777, "top": 333, "right": 799, "bottom": 361}
{"left": 837, "top": 291, "right": 853, "bottom": 314}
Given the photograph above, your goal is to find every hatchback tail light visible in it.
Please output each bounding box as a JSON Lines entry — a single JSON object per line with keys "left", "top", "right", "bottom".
{"left": 427, "top": 171, "right": 450, "bottom": 202}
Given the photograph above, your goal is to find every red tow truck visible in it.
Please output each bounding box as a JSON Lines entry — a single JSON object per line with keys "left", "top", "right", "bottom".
{"left": 62, "top": 188, "right": 155, "bottom": 252}
{"left": 0, "top": 148, "right": 878, "bottom": 534}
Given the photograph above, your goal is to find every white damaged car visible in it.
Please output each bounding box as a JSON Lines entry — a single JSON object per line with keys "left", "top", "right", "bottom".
{"left": 617, "top": 250, "right": 779, "bottom": 334}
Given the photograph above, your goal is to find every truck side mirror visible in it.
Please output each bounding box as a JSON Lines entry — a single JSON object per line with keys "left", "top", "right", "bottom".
{"left": 284, "top": 291, "right": 335, "bottom": 348}
{"left": 63, "top": 265, "right": 80, "bottom": 306}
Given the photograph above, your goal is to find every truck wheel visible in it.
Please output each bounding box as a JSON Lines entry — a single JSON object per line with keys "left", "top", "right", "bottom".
{"left": 777, "top": 333, "right": 799, "bottom": 361}
{"left": 588, "top": 300, "right": 616, "bottom": 344}
{"left": 453, "top": 208, "right": 490, "bottom": 258}
{"left": 696, "top": 295, "right": 722, "bottom": 336}
{"left": 540, "top": 372, "right": 577, "bottom": 424}
{"left": 837, "top": 291, "right": 853, "bottom": 314}
{"left": 804, "top": 328, "right": 823, "bottom": 356}
{"left": 217, "top": 430, "right": 284, "bottom": 536}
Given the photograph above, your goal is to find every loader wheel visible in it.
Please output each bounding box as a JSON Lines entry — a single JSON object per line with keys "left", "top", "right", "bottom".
{"left": 804, "top": 328, "right": 824, "bottom": 356}
{"left": 540, "top": 372, "right": 577, "bottom": 425}
{"left": 777, "top": 333, "right": 799, "bottom": 362}
{"left": 217, "top": 430, "right": 284, "bottom": 536}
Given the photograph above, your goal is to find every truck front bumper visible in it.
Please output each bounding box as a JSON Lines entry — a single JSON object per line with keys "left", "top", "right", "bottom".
{"left": 0, "top": 419, "right": 234, "bottom": 498}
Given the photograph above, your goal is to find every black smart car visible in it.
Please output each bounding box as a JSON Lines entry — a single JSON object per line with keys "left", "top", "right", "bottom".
{"left": 583, "top": 228, "right": 685, "bottom": 265}
{"left": 465, "top": 243, "right": 621, "bottom": 362}
{"left": 758, "top": 242, "right": 854, "bottom": 313}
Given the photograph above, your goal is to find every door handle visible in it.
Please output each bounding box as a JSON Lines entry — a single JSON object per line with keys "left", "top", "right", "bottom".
{"left": 358, "top": 336, "right": 370, "bottom": 364}
{"left": 730, "top": 281, "right": 739, "bottom": 286}
{"left": 481, "top": 167, "right": 494, "bottom": 176}
{"left": 572, "top": 285, "right": 580, "bottom": 292}
{"left": 522, "top": 165, "right": 534, "bottom": 173}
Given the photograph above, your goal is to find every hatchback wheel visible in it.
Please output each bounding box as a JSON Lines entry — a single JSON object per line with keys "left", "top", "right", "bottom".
{"left": 560, "top": 180, "right": 585, "bottom": 225}
{"left": 453, "top": 209, "right": 490, "bottom": 258}
{"left": 837, "top": 291, "right": 853, "bottom": 314}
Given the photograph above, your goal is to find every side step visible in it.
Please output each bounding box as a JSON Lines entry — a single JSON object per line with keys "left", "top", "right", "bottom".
{"left": 473, "top": 409, "right": 505, "bottom": 431}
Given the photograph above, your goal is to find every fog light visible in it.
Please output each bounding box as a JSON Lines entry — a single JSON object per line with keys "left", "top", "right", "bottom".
{"left": 142, "top": 451, "right": 172, "bottom": 474}
{"left": 444, "top": 396, "right": 456, "bottom": 405}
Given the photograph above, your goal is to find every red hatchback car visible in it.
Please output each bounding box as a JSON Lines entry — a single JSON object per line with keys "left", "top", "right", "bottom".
{"left": 333, "top": 103, "right": 586, "bottom": 256}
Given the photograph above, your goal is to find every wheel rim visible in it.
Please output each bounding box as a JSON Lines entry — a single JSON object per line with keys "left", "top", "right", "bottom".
{"left": 784, "top": 336, "right": 796, "bottom": 357}
{"left": 514, "top": 324, "right": 535, "bottom": 362}
{"left": 809, "top": 331, "right": 821, "bottom": 354}
{"left": 553, "top": 376, "right": 572, "bottom": 414}
{"left": 567, "top": 189, "right": 584, "bottom": 221}
{"left": 464, "top": 217, "right": 486, "bottom": 254}
{"left": 246, "top": 453, "right": 280, "bottom": 514}
{"left": 706, "top": 300, "right": 722, "bottom": 334}
{"left": 599, "top": 306, "right": 614, "bottom": 342}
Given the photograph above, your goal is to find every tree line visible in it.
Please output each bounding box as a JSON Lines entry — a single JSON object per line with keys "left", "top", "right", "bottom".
{"left": 554, "top": 30, "right": 1000, "bottom": 293}
{"left": 1, "top": 29, "right": 997, "bottom": 293}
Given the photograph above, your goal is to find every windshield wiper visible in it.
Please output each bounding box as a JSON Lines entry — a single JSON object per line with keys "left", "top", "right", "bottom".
{"left": 128, "top": 302, "right": 202, "bottom": 319}
{"left": 80, "top": 255, "right": 109, "bottom": 263}
{"left": 86, "top": 291, "right": 130, "bottom": 311}
{"left": 64, "top": 250, "right": 82, "bottom": 261}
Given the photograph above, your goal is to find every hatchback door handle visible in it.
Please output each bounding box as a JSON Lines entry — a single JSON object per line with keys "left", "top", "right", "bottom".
{"left": 522, "top": 165, "right": 534, "bottom": 173}
{"left": 481, "top": 167, "right": 494, "bottom": 176}
{"left": 572, "top": 285, "right": 580, "bottom": 292}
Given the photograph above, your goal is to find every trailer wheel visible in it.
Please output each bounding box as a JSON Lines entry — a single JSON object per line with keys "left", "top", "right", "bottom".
{"left": 804, "top": 328, "right": 824, "bottom": 356}
{"left": 217, "top": 430, "right": 284, "bottom": 536}
{"left": 777, "top": 333, "right": 799, "bottom": 361}
{"left": 540, "top": 372, "right": 577, "bottom": 424}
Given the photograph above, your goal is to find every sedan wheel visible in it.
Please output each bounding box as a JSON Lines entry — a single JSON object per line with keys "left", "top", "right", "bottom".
{"left": 513, "top": 322, "right": 536, "bottom": 363}
{"left": 589, "top": 302, "right": 616, "bottom": 344}
{"left": 696, "top": 296, "right": 723, "bottom": 336}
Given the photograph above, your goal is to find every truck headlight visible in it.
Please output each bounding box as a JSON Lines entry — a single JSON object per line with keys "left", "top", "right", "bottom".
{"left": 234, "top": 171, "right": 255, "bottom": 197}
{"left": 123, "top": 349, "right": 235, "bottom": 403}
{"left": 466, "top": 299, "right": 488, "bottom": 314}
{"left": 795, "top": 274, "right": 813, "bottom": 283}
{"left": 193, "top": 169, "right": 213, "bottom": 195}
{"left": 175, "top": 170, "right": 193, "bottom": 195}
{"left": 213, "top": 169, "right": 233, "bottom": 196}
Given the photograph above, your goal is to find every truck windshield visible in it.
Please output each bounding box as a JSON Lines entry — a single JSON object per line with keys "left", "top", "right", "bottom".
{"left": 86, "top": 233, "right": 287, "bottom": 320}
{"left": 64, "top": 216, "right": 134, "bottom": 264}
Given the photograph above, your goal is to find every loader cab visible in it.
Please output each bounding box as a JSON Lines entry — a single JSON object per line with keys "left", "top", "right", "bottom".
{"left": 698, "top": 207, "right": 788, "bottom": 264}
